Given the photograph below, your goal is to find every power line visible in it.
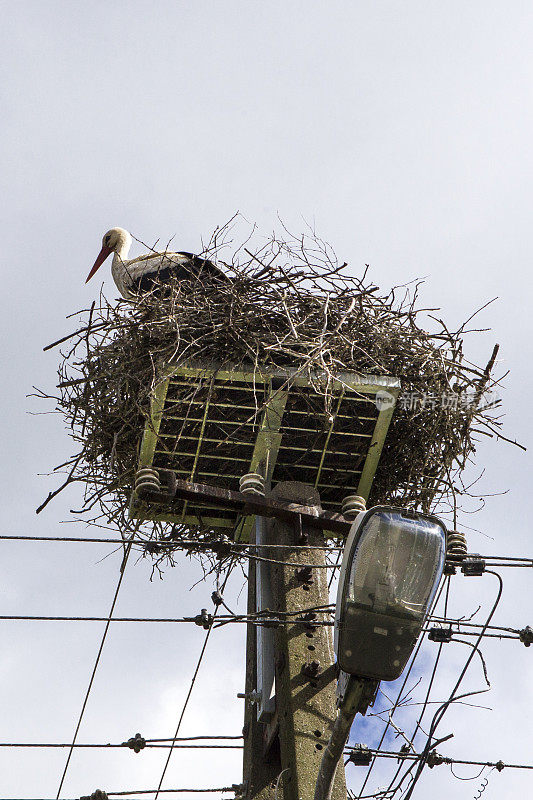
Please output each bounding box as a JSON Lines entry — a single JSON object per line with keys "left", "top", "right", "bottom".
{"left": 230, "top": 549, "right": 341, "bottom": 568}
{"left": 0, "top": 614, "right": 211, "bottom": 623}
{"left": 4, "top": 533, "right": 533, "bottom": 566}
{"left": 0, "top": 533, "right": 342, "bottom": 550}
{"left": 353, "top": 576, "right": 449, "bottom": 799}
{"left": 424, "top": 628, "right": 521, "bottom": 641}
{"left": 0, "top": 794, "right": 237, "bottom": 800}
{"left": 469, "top": 554, "right": 533, "bottom": 562}
{"left": 106, "top": 789, "right": 239, "bottom": 796}
{"left": 0, "top": 741, "right": 243, "bottom": 749}
{"left": 145, "top": 735, "right": 242, "bottom": 741}
{"left": 344, "top": 746, "right": 533, "bottom": 771}
{"left": 7, "top": 611, "right": 523, "bottom": 640}
{"left": 446, "top": 555, "right": 533, "bottom": 567}
{"left": 3, "top": 523, "right": 528, "bottom": 798}
{"left": 375, "top": 579, "right": 452, "bottom": 798}
{"left": 348, "top": 568, "right": 517, "bottom": 800}
{"left": 55, "top": 534, "right": 135, "bottom": 799}
{"left": 0, "top": 609, "right": 335, "bottom": 627}
{"left": 376, "top": 572, "right": 502, "bottom": 800}
{"left": 4, "top": 612, "right": 531, "bottom": 642}
{"left": 401, "top": 570, "right": 504, "bottom": 800}
{"left": 153, "top": 557, "right": 238, "bottom": 799}
{"left": 427, "top": 614, "right": 522, "bottom": 633}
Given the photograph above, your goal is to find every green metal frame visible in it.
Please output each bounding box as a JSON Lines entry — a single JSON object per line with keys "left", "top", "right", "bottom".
{"left": 130, "top": 363, "right": 400, "bottom": 537}
{"left": 233, "top": 378, "right": 289, "bottom": 542}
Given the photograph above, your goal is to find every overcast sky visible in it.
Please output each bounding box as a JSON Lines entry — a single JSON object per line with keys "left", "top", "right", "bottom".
{"left": 1, "top": 2, "right": 532, "bottom": 799}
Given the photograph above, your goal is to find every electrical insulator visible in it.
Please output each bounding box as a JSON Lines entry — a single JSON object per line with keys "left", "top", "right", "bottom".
{"left": 239, "top": 472, "right": 266, "bottom": 496}
{"left": 134, "top": 467, "right": 161, "bottom": 495}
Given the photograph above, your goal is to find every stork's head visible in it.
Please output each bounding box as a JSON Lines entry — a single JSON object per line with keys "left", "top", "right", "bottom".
{"left": 86, "top": 227, "right": 132, "bottom": 283}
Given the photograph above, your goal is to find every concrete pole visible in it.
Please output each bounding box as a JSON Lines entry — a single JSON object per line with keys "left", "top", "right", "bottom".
{"left": 265, "top": 482, "right": 347, "bottom": 800}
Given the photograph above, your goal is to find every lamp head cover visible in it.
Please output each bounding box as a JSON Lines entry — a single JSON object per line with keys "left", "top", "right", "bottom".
{"left": 334, "top": 506, "right": 447, "bottom": 681}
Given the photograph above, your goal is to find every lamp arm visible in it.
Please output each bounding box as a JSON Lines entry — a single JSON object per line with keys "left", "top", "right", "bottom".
{"left": 314, "top": 675, "right": 376, "bottom": 800}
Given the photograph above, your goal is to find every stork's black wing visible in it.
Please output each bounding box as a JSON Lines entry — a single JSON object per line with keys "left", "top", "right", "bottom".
{"left": 133, "top": 252, "right": 230, "bottom": 295}
{"left": 177, "top": 252, "right": 229, "bottom": 282}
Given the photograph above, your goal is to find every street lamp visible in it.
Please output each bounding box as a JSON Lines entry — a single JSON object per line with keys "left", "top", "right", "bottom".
{"left": 315, "top": 506, "right": 446, "bottom": 800}
{"left": 335, "top": 506, "right": 447, "bottom": 681}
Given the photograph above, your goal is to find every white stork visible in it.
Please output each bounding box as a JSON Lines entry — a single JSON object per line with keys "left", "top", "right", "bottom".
{"left": 86, "top": 227, "right": 227, "bottom": 299}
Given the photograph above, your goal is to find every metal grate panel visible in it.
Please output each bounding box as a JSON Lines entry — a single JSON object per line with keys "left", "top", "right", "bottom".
{"left": 130, "top": 364, "right": 400, "bottom": 538}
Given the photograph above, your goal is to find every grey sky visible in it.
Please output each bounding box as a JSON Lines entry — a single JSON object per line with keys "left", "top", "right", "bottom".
{"left": 1, "top": 2, "right": 532, "bottom": 798}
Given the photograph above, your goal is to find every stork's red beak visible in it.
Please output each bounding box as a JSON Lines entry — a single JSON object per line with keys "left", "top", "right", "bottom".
{"left": 86, "top": 245, "right": 113, "bottom": 283}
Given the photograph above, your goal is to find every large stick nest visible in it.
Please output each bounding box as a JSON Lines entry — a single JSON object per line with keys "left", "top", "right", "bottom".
{"left": 38, "top": 218, "right": 514, "bottom": 541}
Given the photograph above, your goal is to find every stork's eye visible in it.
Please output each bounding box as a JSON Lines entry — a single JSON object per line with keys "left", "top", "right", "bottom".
{"left": 104, "top": 236, "right": 110, "bottom": 245}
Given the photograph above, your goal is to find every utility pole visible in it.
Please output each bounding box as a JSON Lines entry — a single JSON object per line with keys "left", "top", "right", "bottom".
{"left": 242, "top": 481, "right": 347, "bottom": 800}
{"left": 242, "top": 549, "right": 279, "bottom": 799}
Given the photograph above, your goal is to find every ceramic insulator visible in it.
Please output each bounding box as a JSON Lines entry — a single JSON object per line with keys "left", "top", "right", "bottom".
{"left": 239, "top": 472, "right": 266, "bottom": 496}
{"left": 447, "top": 530, "right": 467, "bottom": 559}
{"left": 342, "top": 494, "right": 367, "bottom": 521}
{"left": 135, "top": 467, "right": 161, "bottom": 495}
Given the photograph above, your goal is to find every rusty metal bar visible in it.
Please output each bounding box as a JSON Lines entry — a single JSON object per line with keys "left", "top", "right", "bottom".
{"left": 136, "top": 477, "right": 351, "bottom": 536}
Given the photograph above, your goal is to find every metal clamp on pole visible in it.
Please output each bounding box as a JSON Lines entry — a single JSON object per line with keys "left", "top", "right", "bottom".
{"left": 347, "top": 743, "right": 372, "bottom": 766}
{"left": 461, "top": 556, "right": 486, "bottom": 576}
{"left": 237, "top": 690, "right": 262, "bottom": 704}
{"left": 428, "top": 626, "right": 453, "bottom": 643}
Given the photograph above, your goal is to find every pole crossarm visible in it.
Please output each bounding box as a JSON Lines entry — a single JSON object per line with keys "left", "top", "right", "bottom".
{"left": 136, "top": 478, "right": 351, "bottom": 536}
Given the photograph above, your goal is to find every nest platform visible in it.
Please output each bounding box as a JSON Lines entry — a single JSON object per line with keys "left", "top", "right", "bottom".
{"left": 41, "top": 220, "right": 509, "bottom": 542}
{"left": 129, "top": 364, "right": 400, "bottom": 538}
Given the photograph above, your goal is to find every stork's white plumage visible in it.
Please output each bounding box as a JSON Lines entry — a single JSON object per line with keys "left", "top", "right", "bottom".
{"left": 86, "top": 227, "right": 226, "bottom": 299}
